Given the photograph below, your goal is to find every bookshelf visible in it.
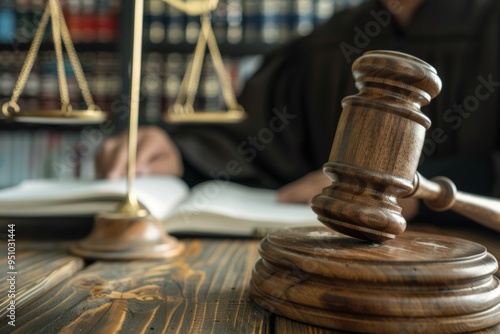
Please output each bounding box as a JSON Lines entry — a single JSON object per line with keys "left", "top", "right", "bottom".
{"left": 0, "top": 0, "right": 364, "bottom": 188}
{"left": 137, "top": 0, "right": 347, "bottom": 122}
{"left": 0, "top": 0, "right": 122, "bottom": 186}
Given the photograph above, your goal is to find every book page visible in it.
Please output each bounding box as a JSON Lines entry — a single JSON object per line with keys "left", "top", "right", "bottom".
{"left": 171, "top": 180, "right": 317, "bottom": 224}
{"left": 0, "top": 175, "right": 190, "bottom": 219}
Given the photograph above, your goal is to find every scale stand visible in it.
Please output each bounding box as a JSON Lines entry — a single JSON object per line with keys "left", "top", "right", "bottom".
{"left": 70, "top": 0, "right": 184, "bottom": 260}
{"left": 3, "top": 0, "right": 247, "bottom": 259}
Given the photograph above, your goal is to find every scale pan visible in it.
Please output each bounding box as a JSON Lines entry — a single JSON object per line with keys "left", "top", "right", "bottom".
{"left": 6, "top": 109, "right": 107, "bottom": 125}
{"left": 164, "top": 109, "right": 246, "bottom": 124}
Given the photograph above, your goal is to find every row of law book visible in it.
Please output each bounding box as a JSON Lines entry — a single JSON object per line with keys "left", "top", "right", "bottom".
{"left": 0, "top": 48, "right": 256, "bottom": 123}
{"left": 140, "top": 52, "right": 263, "bottom": 122}
{"left": 0, "top": 48, "right": 257, "bottom": 119}
{"left": 0, "top": 0, "right": 119, "bottom": 45}
{"left": 144, "top": 0, "right": 365, "bottom": 46}
{"left": 0, "top": 129, "right": 98, "bottom": 189}
{"left": 0, "top": 0, "right": 365, "bottom": 46}
{"left": 0, "top": 50, "right": 259, "bottom": 188}
{"left": 0, "top": 49, "right": 118, "bottom": 189}
{"left": 0, "top": 50, "right": 121, "bottom": 114}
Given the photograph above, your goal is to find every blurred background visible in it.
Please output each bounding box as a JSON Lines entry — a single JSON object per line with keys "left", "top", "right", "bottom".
{"left": 0, "top": 0, "right": 365, "bottom": 188}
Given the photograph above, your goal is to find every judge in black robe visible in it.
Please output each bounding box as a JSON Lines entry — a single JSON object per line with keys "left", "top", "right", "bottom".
{"left": 99, "top": 0, "right": 500, "bottom": 224}
{"left": 164, "top": 0, "right": 500, "bottom": 224}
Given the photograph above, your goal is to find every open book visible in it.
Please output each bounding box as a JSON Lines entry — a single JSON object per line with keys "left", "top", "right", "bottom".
{"left": 0, "top": 176, "right": 321, "bottom": 237}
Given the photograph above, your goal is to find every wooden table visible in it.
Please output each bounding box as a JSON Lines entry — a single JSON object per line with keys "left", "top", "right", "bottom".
{"left": 0, "top": 221, "right": 499, "bottom": 334}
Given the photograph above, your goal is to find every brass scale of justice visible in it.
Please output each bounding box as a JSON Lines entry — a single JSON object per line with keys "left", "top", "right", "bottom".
{"left": 2, "top": 0, "right": 500, "bottom": 332}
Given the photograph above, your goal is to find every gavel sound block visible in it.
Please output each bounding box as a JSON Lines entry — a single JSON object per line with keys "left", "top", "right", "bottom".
{"left": 250, "top": 51, "right": 500, "bottom": 333}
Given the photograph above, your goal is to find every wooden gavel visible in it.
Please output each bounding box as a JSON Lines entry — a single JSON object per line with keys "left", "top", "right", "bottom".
{"left": 311, "top": 50, "right": 500, "bottom": 242}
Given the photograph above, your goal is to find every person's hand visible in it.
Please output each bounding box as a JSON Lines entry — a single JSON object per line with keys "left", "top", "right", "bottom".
{"left": 277, "top": 170, "right": 330, "bottom": 204}
{"left": 277, "top": 169, "right": 420, "bottom": 221}
{"left": 95, "top": 125, "right": 183, "bottom": 179}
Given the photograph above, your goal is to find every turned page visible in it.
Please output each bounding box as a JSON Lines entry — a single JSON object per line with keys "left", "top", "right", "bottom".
{"left": 164, "top": 180, "right": 320, "bottom": 236}
{"left": 0, "top": 175, "right": 190, "bottom": 218}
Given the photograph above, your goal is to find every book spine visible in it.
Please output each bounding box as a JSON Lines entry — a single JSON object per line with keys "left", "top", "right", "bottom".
{"left": 63, "top": 0, "right": 118, "bottom": 43}
{"left": 96, "top": 0, "right": 118, "bottom": 42}
{"left": 10, "top": 131, "right": 22, "bottom": 185}
{"left": 18, "top": 130, "right": 31, "bottom": 183}
{"left": 61, "top": 131, "right": 81, "bottom": 179}
{"left": 23, "top": 56, "right": 41, "bottom": 110}
{"left": 78, "top": 128, "right": 98, "bottom": 180}
{"left": 12, "top": 0, "right": 46, "bottom": 48}
{"left": 226, "top": 0, "right": 243, "bottom": 44}
{"left": 0, "top": 0, "right": 364, "bottom": 186}
{"left": 242, "top": 0, "right": 260, "bottom": 44}
{"left": 65, "top": 0, "right": 84, "bottom": 43}
{"left": 0, "top": 0, "right": 122, "bottom": 185}
{"left": 211, "top": 3, "right": 227, "bottom": 44}
{"left": 156, "top": 0, "right": 365, "bottom": 47}
{"left": 260, "top": 0, "right": 280, "bottom": 44}
{"left": 198, "top": 59, "right": 220, "bottom": 110}
{"left": 29, "top": 130, "right": 46, "bottom": 179}
{"left": 315, "top": 0, "right": 335, "bottom": 25}
{"left": 292, "top": 0, "right": 314, "bottom": 37}
{"left": 162, "top": 52, "right": 184, "bottom": 114}
{"left": 142, "top": 52, "right": 164, "bottom": 122}
{"left": 0, "top": 52, "right": 16, "bottom": 104}
{"left": 276, "top": 0, "right": 291, "bottom": 44}
{"left": 13, "top": 0, "right": 34, "bottom": 48}
{"left": 165, "top": 2, "right": 185, "bottom": 44}
{"left": 81, "top": 0, "right": 97, "bottom": 42}
{"left": 145, "top": 0, "right": 166, "bottom": 44}
{"left": 39, "top": 53, "right": 59, "bottom": 110}
{"left": 184, "top": 0, "right": 200, "bottom": 44}
{"left": 0, "top": 0, "right": 16, "bottom": 44}
{"left": 92, "top": 52, "right": 107, "bottom": 110}
{"left": 0, "top": 131, "right": 12, "bottom": 188}
{"left": 48, "top": 131, "right": 59, "bottom": 179}
{"left": 158, "top": 53, "right": 263, "bottom": 121}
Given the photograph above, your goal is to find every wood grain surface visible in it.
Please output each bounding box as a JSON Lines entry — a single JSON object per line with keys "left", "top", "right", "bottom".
{"left": 0, "top": 223, "right": 498, "bottom": 334}
{"left": 0, "top": 239, "right": 269, "bottom": 334}
{"left": 0, "top": 248, "right": 84, "bottom": 320}
{"left": 251, "top": 226, "right": 500, "bottom": 333}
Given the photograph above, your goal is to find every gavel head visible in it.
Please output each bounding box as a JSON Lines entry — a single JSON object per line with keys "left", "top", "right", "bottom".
{"left": 311, "top": 50, "right": 442, "bottom": 242}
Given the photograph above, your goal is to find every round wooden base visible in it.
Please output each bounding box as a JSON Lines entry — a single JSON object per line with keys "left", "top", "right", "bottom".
{"left": 250, "top": 226, "right": 500, "bottom": 333}
{"left": 70, "top": 213, "right": 184, "bottom": 260}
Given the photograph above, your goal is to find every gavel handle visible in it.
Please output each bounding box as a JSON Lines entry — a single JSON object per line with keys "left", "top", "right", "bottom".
{"left": 407, "top": 172, "right": 500, "bottom": 232}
